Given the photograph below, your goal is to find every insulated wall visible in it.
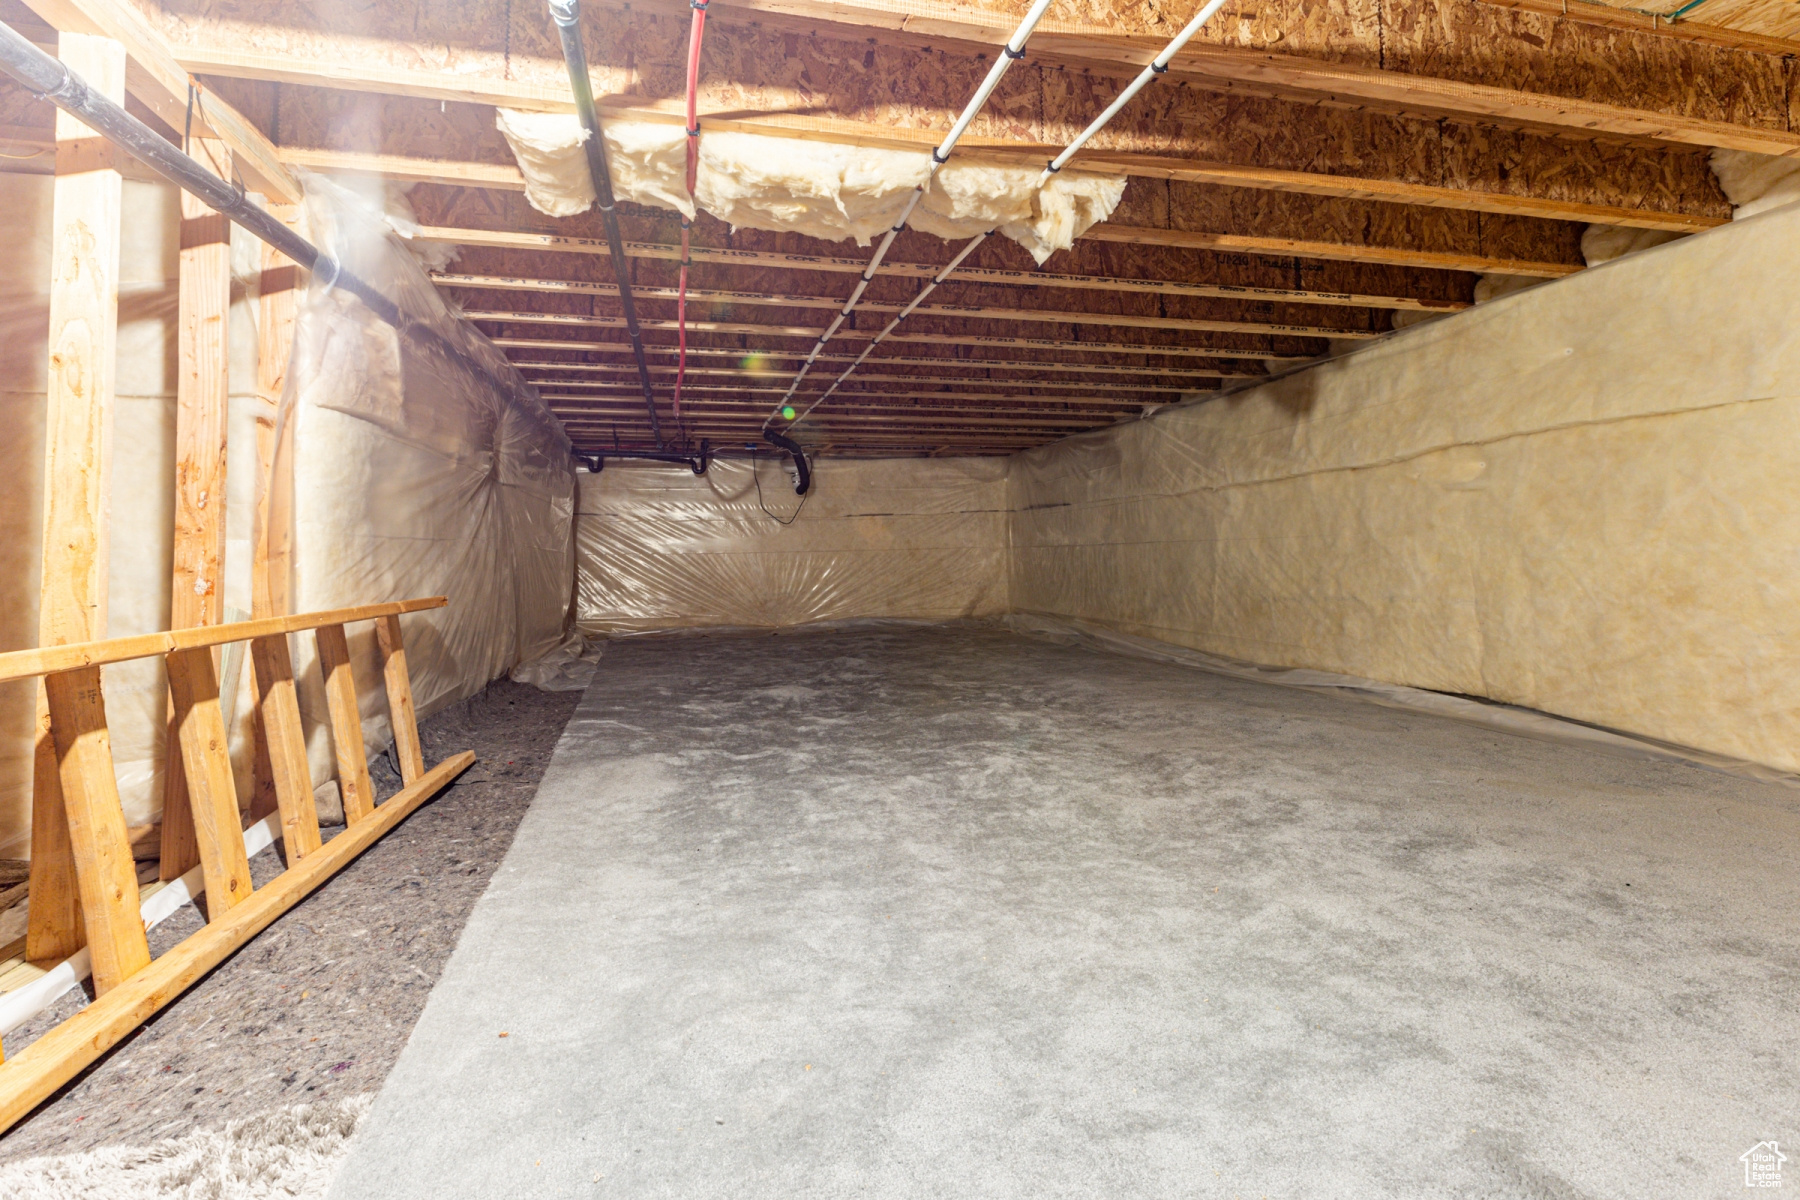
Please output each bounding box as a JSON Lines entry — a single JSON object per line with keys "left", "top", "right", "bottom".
{"left": 0, "top": 167, "right": 575, "bottom": 858}
{"left": 574, "top": 457, "right": 1009, "bottom": 634}
{"left": 1010, "top": 202, "right": 1800, "bottom": 773}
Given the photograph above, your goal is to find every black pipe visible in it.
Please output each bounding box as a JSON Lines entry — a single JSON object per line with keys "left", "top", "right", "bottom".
{"left": 578, "top": 445, "right": 710, "bottom": 473}
{"left": 0, "top": 18, "right": 549, "bottom": 425}
{"left": 548, "top": 0, "right": 664, "bottom": 450}
{"left": 761, "top": 430, "right": 811, "bottom": 495}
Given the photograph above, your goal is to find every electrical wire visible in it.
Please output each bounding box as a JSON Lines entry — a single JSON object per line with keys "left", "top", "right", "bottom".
{"left": 760, "top": 0, "right": 1058, "bottom": 431}
{"left": 752, "top": 451, "right": 810, "bottom": 524}
{"left": 778, "top": 0, "right": 1232, "bottom": 432}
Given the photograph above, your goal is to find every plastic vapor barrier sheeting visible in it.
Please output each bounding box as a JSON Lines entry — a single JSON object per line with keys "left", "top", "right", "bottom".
{"left": 574, "top": 456, "right": 1008, "bottom": 634}
{"left": 0, "top": 166, "right": 574, "bottom": 857}
{"left": 278, "top": 174, "right": 576, "bottom": 782}
{"left": 1009, "top": 200, "right": 1800, "bottom": 775}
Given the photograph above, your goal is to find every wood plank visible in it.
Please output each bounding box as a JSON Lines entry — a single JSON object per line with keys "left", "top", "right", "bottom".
{"left": 41, "top": 667, "right": 150, "bottom": 995}
{"left": 1083, "top": 226, "right": 1583, "bottom": 279}
{"left": 457, "top": 302, "right": 1374, "bottom": 342}
{"left": 532, "top": 369, "right": 1195, "bottom": 393}
{"left": 248, "top": 635, "right": 323, "bottom": 862}
{"left": 0, "top": 751, "right": 476, "bottom": 1135}
{"left": 162, "top": 142, "right": 234, "bottom": 884}
{"left": 416, "top": 226, "right": 1467, "bottom": 313}
{"left": 0, "top": 598, "right": 448, "bottom": 685}
{"left": 162, "top": 648, "right": 254, "bottom": 916}
{"left": 29, "top": 31, "right": 125, "bottom": 967}
{"left": 314, "top": 625, "right": 373, "bottom": 825}
{"left": 1475, "top": 0, "right": 1800, "bottom": 55}
{"left": 249, "top": 210, "right": 301, "bottom": 826}
{"left": 19, "top": 0, "right": 302, "bottom": 201}
{"left": 491, "top": 332, "right": 1301, "bottom": 362}
{"left": 176, "top": 39, "right": 1783, "bottom": 189}
{"left": 508, "top": 350, "right": 1261, "bottom": 379}
{"left": 375, "top": 616, "right": 423, "bottom": 786}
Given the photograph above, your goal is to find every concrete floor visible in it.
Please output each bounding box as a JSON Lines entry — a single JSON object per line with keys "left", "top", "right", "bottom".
{"left": 330, "top": 626, "right": 1800, "bottom": 1200}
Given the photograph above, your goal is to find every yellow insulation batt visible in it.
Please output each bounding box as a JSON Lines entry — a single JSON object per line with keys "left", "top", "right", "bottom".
{"left": 496, "top": 111, "right": 1125, "bottom": 263}
{"left": 1008, "top": 201, "right": 1800, "bottom": 775}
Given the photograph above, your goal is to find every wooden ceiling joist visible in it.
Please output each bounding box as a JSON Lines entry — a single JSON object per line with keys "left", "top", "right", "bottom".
{"left": 19, "top": 0, "right": 300, "bottom": 201}
{"left": 448, "top": 284, "right": 1381, "bottom": 340}
{"left": 419, "top": 226, "right": 1468, "bottom": 313}
{"left": 507, "top": 349, "right": 1267, "bottom": 377}
{"left": 528, "top": 370, "right": 1197, "bottom": 394}
{"left": 489, "top": 334, "right": 1302, "bottom": 364}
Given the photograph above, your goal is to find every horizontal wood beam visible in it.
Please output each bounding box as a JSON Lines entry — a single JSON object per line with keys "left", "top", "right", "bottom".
{"left": 1474, "top": 0, "right": 1800, "bottom": 54}
{"left": 672, "top": 0, "right": 1800, "bottom": 155}
{"left": 206, "top": 49, "right": 1724, "bottom": 232}
{"left": 0, "top": 751, "right": 474, "bottom": 1135}
{"left": 421, "top": 226, "right": 1467, "bottom": 313}
{"left": 0, "top": 598, "right": 446, "bottom": 685}
{"left": 508, "top": 350, "right": 1261, "bottom": 378}
{"left": 547, "top": 388, "right": 1162, "bottom": 408}
{"left": 281, "top": 150, "right": 1577, "bottom": 276}
{"left": 531, "top": 369, "right": 1193, "bottom": 393}
{"left": 491, "top": 333, "right": 1304, "bottom": 363}
{"left": 446, "top": 282, "right": 1381, "bottom": 339}
{"left": 21, "top": 0, "right": 301, "bottom": 201}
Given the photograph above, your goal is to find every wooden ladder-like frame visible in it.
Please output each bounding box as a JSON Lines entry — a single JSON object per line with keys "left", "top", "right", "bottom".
{"left": 0, "top": 597, "right": 474, "bottom": 1133}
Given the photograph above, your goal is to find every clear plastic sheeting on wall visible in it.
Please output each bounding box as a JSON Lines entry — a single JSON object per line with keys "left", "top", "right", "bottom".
{"left": 1009, "top": 201, "right": 1800, "bottom": 777}
{"left": 277, "top": 171, "right": 575, "bottom": 781}
{"left": 574, "top": 456, "right": 1008, "bottom": 635}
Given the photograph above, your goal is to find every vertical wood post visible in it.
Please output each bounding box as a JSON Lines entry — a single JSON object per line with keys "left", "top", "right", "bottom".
{"left": 164, "top": 647, "right": 254, "bottom": 916}
{"left": 315, "top": 625, "right": 374, "bottom": 824}
{"left": 247, "top": 634, "right": 323, "bottom": 861}
{"left": 376, "top": 615, "right": 424, "bottom": 785}
{"left": 28, "top": 32, "right": 127, "bottom": 965}
{"left": 249, "top": 218, "right": 300, "bottom": 826}
{"left": 42, "top": 667, "right": 151, "bottom": 996}
{"left": 161, "top": 140, "right": 235, "bottom": 882}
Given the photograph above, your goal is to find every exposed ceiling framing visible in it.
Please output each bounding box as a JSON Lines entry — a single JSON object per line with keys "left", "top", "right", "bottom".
{"left": 2, "top": 0, "right": 1789, "bottom": 456}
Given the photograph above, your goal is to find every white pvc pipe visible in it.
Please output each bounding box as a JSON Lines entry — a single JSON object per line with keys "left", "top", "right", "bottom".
{"left": 785, "top": 0, "right": 1232, "bottom": 431}
{"left": 1036, "top": 0, "right": 1230, "bottom": 187}
{"left": 0, "top": 813, "right": 283, "bottom": 1038}
{"left": 765, "top": 0, "right": 1055, "bottom": 425}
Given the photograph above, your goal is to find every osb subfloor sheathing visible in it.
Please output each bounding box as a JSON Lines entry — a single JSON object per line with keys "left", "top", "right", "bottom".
{"left": 0, "top": 681, "right": 582, "bottom": 1164}
{"left": 332, "top": 626, "right": 1800, "bottom": 1199}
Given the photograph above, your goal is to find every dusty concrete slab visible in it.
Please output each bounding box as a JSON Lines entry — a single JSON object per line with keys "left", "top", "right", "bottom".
{"left": 332, "top": 626, "right": 1800, "bottom": 1200}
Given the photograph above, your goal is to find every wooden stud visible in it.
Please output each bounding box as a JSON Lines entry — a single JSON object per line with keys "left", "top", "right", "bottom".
{"left": 28, "top": 31, "right": 126, "bottom": 967}
{"left": 247, "top": 634, "right": 323, "bottom": 862}
{"left": 41, "top": 666, "right": 150, "bottom": 996}
{"left": 314, "top": 624, "right": 373, "bottom": 824}
{"left": 375, "top": 616, "right": 424, "bottom": 786}
{"left": 163, "top": 647, "right": 254, "bottom": 916}
{"left": 162, "top": 139, "right": 234, "bottom": 884}
{"left": 249, "top": 209, "right": 301, "bottom": 827}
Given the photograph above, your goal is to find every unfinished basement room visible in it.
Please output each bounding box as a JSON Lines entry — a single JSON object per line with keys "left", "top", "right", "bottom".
{"left": 0, "top": 0, "right": 1796, "bottom": 1194}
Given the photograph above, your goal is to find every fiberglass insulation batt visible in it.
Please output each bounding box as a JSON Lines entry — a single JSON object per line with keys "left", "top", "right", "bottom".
{"left": 1009, "top": 200, "right": 1800, "bottom": 774}
{"left": 494, "top": 112, "right": 1125, "bottom": 264}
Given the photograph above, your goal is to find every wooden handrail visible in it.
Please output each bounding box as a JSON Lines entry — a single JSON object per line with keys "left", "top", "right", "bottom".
{"left": 0, "top": 597, "right": 446, "bottom": 684}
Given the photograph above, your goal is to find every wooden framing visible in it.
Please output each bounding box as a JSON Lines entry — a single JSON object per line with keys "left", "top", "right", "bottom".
{"left": 161, "top": 135, "right": 235, "bottom": 884}
{"left": 511, "top": 353, "right": 1260, "bottom": 380}
{"left": 490, "top": 333, "right": 1302, "bottom": 363}
{"left": 0, "top": 599, "right": 470, "bottom": 1117}
{"left": 28, "top": 30, "right": 126, "bottom": 968}
{"left": 449, "top": 288, "right": 1380, "bottom": 341}
{"left": 418, "top": 227, "right": 1469, "bottom": 314}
